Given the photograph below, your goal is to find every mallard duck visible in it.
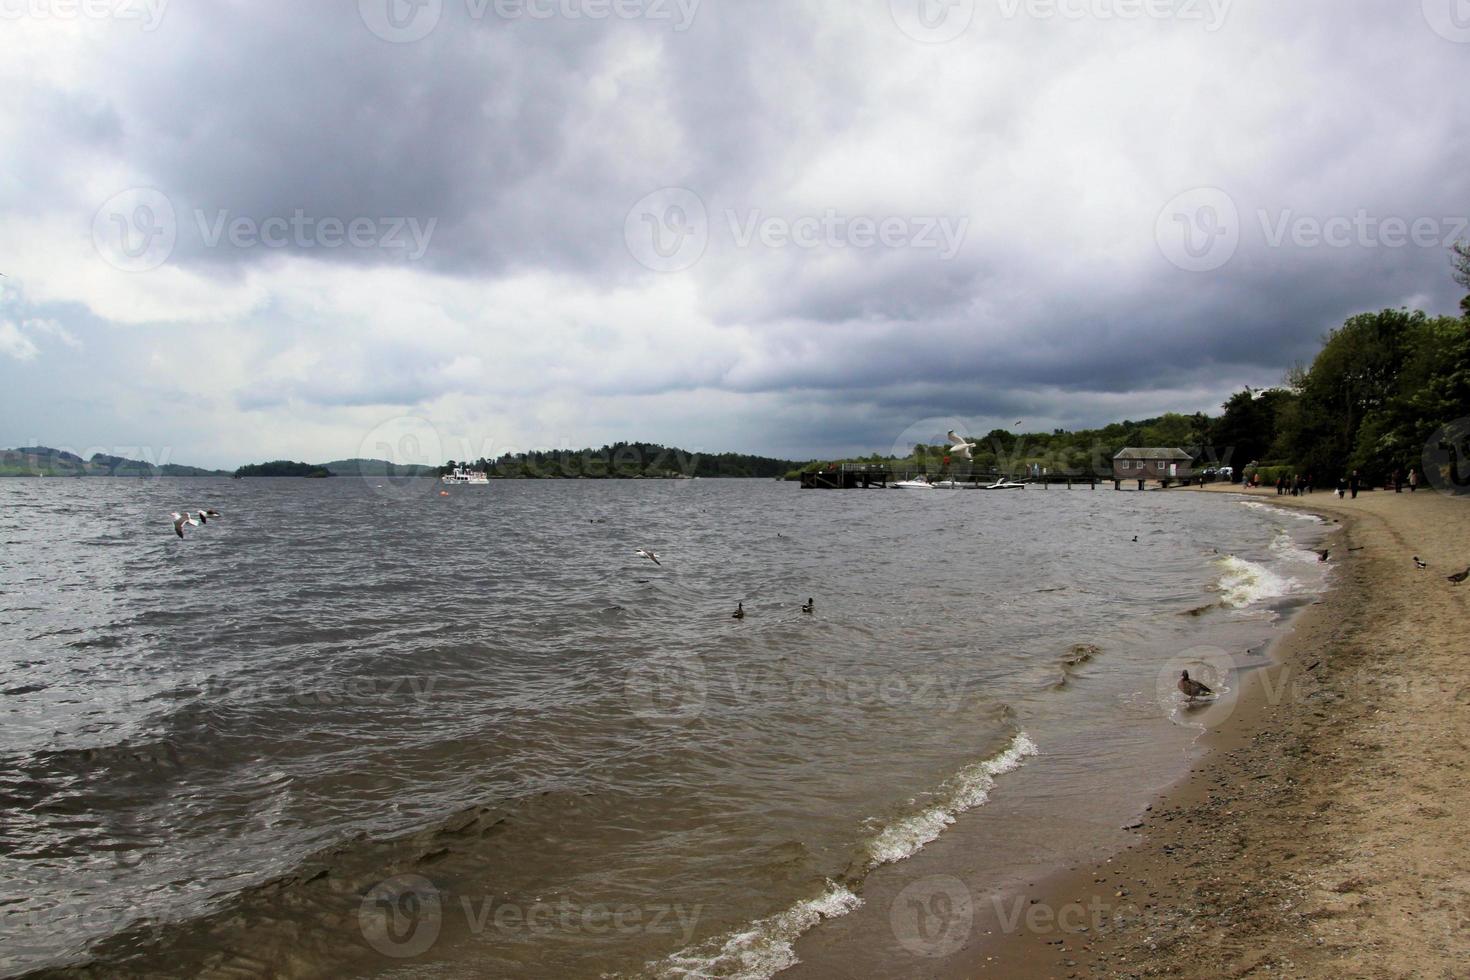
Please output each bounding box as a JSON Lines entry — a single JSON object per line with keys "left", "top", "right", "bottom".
{"left": 732, "top": 602, "right": 745, "bottom": 619}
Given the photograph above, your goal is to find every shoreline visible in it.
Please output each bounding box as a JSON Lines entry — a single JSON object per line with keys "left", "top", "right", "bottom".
{"left": 785, "top": 485, "right": 1468, "bottom": 980}
{"left": 955, "top": 485, "right": 1470, "bottom": 978}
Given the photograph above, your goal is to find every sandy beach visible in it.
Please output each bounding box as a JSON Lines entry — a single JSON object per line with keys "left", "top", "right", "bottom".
{"left": 961, "top": 485, "right": 1470, "bottom": 979}
{"left": 783, "top": 484, "right": 1469, "bottom": 980}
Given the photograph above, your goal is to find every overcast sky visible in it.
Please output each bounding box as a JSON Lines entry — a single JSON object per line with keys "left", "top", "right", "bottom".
{"left": 1, "top": 0, "right": 1467, "bottom": 468}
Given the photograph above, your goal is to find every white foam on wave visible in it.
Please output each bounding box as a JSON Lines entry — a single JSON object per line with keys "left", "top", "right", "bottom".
{"left": 650, "top": 882, "right": 862, "bottom": 980}
{"left": 1215, "top": 555, "right": 1300, "bottom": 608}
{"left": 1269, "top": 529, "right": 1323, "bottom": 566}
{"left": 646, "top": 733, "right": 1037, "bottom": 980}
{"left": 864, "top": 732, "right": 1038, "bottom": 867}
{"left": 1240, "top": 499, "right": 1325, "bottom": 523}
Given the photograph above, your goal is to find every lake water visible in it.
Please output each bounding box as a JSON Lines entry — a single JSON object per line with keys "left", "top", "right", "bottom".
{"left": 0, "top": 478, "right": 1329, "bottom": 978}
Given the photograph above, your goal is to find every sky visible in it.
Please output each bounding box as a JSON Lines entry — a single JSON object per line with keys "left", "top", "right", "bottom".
{"left": 1, "top": 0, "right": 1467, "bottom": 469}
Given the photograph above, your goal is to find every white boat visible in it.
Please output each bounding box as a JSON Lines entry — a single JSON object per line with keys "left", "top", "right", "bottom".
{"left": 893, "top": 476, "right": 936, "bottom": 490}
{"left": 441, "top": 465, "right": 490, "bottom": 485}
{"left": 980, "top": 478, "right": 1026, "bottom": 490}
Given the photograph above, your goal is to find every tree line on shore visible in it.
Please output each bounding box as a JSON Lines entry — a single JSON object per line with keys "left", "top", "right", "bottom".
{"left": 437, "top": 443, "right": 796, "bottom": 480}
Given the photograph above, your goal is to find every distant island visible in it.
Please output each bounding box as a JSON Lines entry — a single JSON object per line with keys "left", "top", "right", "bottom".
{"left": 232, "top": 461, "right": 334, "bottom": 479}
{"left": 436, "top": 443, "right": 801, "bottom": 480}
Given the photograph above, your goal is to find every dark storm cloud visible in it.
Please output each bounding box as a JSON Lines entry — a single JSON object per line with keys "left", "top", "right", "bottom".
{"left": 3, "top": 0, "right": 1468, "bottom": 463}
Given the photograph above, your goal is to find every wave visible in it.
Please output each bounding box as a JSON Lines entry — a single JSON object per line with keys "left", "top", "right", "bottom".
{"left": 646, "top": 732, "right": 1037, "bottom": 980}
{"left": 649, "top": 883, "right": 862, "bottom": 980}
{"left": 1269, "top": 529, "right": 1323, "bottom": 565}
{"left": 1214, "top": 555, "right": 1300, "bottom": 608}
{"left": 1240, "top": 500, "right": 1325, "bottom": 523}
{"left": 861, "top": 732, "right": 1038, "bottom": 868}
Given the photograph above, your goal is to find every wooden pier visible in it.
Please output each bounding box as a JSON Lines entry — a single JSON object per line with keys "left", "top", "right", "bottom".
{"left": 799, "top": 463, "right": 1103, "bottom": 489}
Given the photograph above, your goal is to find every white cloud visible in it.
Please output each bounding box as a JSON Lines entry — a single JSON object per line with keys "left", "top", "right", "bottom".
{"left": 0, "top": 321, "right": 40, "bottom": 361}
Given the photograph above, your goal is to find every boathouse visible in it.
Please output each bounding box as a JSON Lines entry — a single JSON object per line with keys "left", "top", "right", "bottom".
{"left": 1112, "top": 447, "right": 1194, "bottom": 482}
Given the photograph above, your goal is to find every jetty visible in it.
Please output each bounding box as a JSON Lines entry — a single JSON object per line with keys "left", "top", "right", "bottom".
{"left": 799, "top": 463, "right": 1106, "bottom": 490}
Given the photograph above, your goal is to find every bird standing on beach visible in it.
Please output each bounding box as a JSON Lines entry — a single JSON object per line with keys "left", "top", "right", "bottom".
{"left": 1448, "top": 567, "right": 1470, "bottom": 585}
{"left": 1413, "top": 557, "right": 1427, "bottom": 570}
{"left": 1178, "top": 670, "right": 1213, "bottom": 701}
{"left": 946, "top": 430, "right": 976, "bottom": 459}
{"left": 801, "top": 598, "right": 813, "bottom": 614}
{"left": 170, "top": 512, "right": 199, "bottom": 538}
{"left": 732, "top": 602, "right": 745, "bottom": 619}
{"left": 635, "top": 549, "right": 661, "bottom": 566}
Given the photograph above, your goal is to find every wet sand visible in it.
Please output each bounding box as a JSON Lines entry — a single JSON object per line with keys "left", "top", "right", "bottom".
{"left": 791, "top": 485, "right": 1469, "bottom": 980}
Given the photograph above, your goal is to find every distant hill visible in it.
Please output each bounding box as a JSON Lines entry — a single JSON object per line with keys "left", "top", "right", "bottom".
{"left": 0, "top": 447, "right": 229, "bottom": 477}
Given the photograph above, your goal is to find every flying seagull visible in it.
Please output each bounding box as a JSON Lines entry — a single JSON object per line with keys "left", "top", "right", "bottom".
{"left": 1448, "top": 567, "right": 1470, "bottom": 585}
{"left": 170, "top": 512, "right": 199, "bottom": 538}
{"left": 1178, "top": 670, "right": 1213, "bottom": 701}
{"left": 196, "top": 509, "right": 221, "bottom": 524}
{"left": 946, "top": 430, "right": 975, "bottom": 459}
{"left": 635, "top": 549, "right": 661, "bottom": 566}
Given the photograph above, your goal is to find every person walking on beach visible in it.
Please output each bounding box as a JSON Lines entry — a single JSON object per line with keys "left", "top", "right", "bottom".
{"left": 1276, "top": 473, "right": 1286, "bottom": 496}
{"left": 1409, "top": 467, "right": 1419, "bottom": 492}
{"left": 1393, "top": 468, "right": 1403, "bottom": 493}
{"left": 1337, "top": 475, "right": 1347, "bottom": 498}
{"left": 1350, "top": 470, "right": 1360, "bottom": 499}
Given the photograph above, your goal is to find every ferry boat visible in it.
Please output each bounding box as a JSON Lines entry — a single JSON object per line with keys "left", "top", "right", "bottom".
{"left": 441, "top": 465, "right": 490, "bottom": 485}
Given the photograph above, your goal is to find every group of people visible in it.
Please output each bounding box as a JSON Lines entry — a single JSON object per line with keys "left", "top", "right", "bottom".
{"left": 1274, "top": 472, "right": 1314, "bottom": 496}
{"left": 1255, "top": 466, "right": 1421, "bottom": 499}
{"left": 1329, "top": 467, "right": 1420, "bottom": 499}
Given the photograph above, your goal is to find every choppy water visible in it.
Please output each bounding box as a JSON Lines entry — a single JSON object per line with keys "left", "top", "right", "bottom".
{"left": 0, "top": 479, "right": 1328, "bottom": 978}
